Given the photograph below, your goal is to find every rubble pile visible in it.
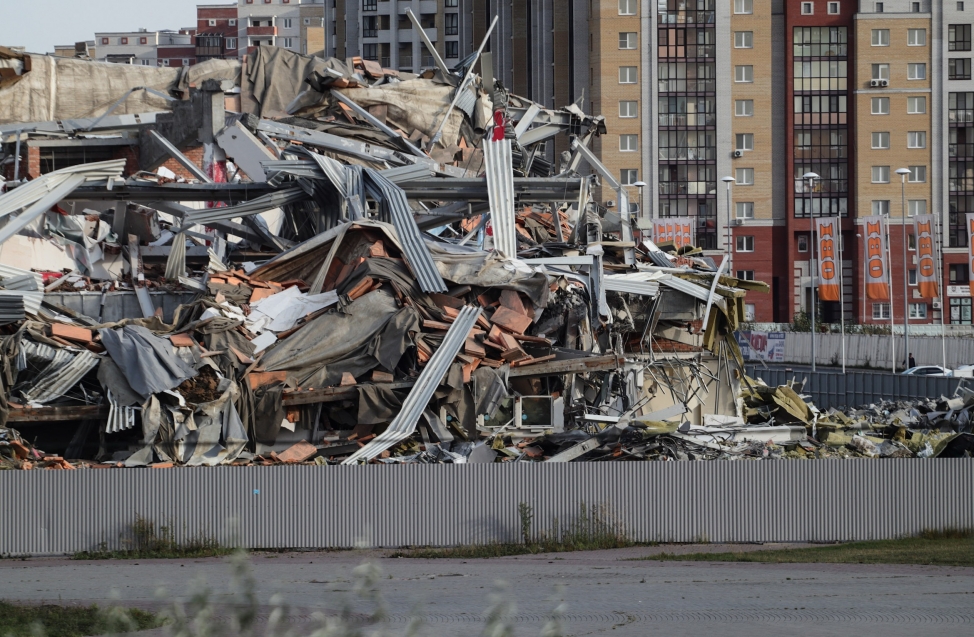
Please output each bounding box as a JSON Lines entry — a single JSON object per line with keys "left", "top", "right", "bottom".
{"left": 0, "top": 40, "right": 968, "bottom": 468}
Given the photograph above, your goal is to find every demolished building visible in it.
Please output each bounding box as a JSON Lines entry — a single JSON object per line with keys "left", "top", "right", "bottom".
{"left": 0, "top": 39, "right": 965, "bottom": 470}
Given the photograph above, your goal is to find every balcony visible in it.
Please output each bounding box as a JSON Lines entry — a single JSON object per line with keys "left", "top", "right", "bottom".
{"left": 398, "top": 55, "right": 412, "bottom": 69}
{"left": 657, "top": 10, "right": 715, "bottom": 25}
{"left": 658, "top": 79, "right": 715, "bottom": 93}
{"left": 950, "top": 143, "right": 974, "bottom": 158}
{"left": 949, "top": 110, "right": 974, "bottom": 124}
{"left": 657, "top": 113, "right": 717, "bottom": 127}
{"left": 247, "top": 26, "right": 277, "bottom": 36}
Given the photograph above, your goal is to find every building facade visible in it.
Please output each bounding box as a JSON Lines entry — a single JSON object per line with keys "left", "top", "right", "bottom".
{"left": 94, "top": 29, "right": 194, "bottom": 66}
{"left": 196, "top": 4, "right": 239, "bottom": 62}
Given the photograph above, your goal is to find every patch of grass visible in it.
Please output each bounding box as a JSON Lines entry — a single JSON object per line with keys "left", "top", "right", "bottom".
{"left": 638, "top": 529, "right": 974, "bottom": 567}
{"left": 73, "top": 515, "right": 234, "bottom": 560}
{"left": 390, "top": 502, "right": 638, "bottom": 559}
{"left": 0, "top": 600, "right": 161, "bottom": 637}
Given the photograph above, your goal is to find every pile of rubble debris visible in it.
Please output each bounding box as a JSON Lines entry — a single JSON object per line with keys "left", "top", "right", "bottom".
{"left": 0, "top": 38, "right": 968, "bottom": 468}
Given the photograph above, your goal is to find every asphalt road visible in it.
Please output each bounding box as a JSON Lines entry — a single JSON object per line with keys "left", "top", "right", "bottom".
{"left": 2, "top": 545, "right": 973, "bottom": 636}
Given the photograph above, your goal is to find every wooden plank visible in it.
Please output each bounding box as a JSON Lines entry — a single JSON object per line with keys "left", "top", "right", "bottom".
{"left": 7, "top": 405, "right": 108, "bottom": 423}
{"left": 506, "top": 354, "right": 624, "bottom": 378}
{"left": 490, "top": 307, "right": 532, "bottom": 334}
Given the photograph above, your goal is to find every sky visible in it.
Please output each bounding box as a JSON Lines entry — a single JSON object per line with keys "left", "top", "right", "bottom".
{"left": 0, "top": 0, "right": 206, "bottom": 53}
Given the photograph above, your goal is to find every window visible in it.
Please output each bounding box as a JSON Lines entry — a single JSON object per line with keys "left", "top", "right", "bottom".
{"left": 619, "top": 101, "right": 637, "bottom": 118}
{"left": 950, "top": 58, "right": 972, "bottom": 80}
{"left": 909, "top": 166, "right": 927, "bottom": 182}
{"left": 734, "top": 0, "right": 753, "bottom": 14}
{"left": 363, "top": 16, "right": 377, "bottom": 37}
{"left": 620, "top": 134, "right": 638, "bottom": 152}
{"left": 619, "top": 0, "right": 637, "bottom": 14}
{"left": 226, "top": 37, "right": 237, "bottom": 49}
{"left": 736, "top": 202, "right": 754, "bottom": 219}
{"left": 801, "top": 2, "right": 814, "bottom": 14}
{"left": 140, "top": 59, "right": 151, "bottom": 66}
{"left": 619, "top": 32, "right": 637, "bottom": 49}
{"left": 736, "top": 168, "right": 754, "bottom": 185}
{"left": 907, "top": 97, "right": 926, "bottom": 114}
{"left": 182, "top": 58, "right": 189, "bottom": 66}
{"left": 909, "top": 200, "right": 927, "bottom": 216}
{"left": 745, "top": 304, "right": 756, "bottom": 322}
{"left": 446, "top": 0, "right": 458, "bottom": 6}
{"left": 910, "top": 303, "right": 927, "bottom": 319}
{"left": 828, "top": 2, "right": 840, "bottom": 14}
{"left": 951, "top": 298, "right": 972, "bottom": 325}
{"left": 139, "top": 37, "right": 147, "bottom": 44}
{"left": 872, "top": 200, "right": 890, "bottom": 215}
{"left": 734, "top": 32, "right": 753, "bottom": 49}
{"left": 735, "top": 65, "right": 753, "bottom": 83}
{"left": 911, "top": 1, "right": 921, "bottom": 11}
{"left": 909, "top": 269, "right": 918, "bottom": 285}
{"left": 736, "top": 236, "right": 755, "bottom": 252}
{"left": 872, "top": 97, "right": 890, "bottom": 114}
{"left": 872, "top": 132, "right": 890, "bottom": 149}
{"left": 798, "top": 235, "right": 809, "bottom": 252}
{"left": 872, "top": 166, "right": 890, "bottom": 183}
{"left": 950, "top": 24, "right": 972, "bottom": 51}
{"left": 908, "top": 63, "right": 926, "bottom": 80}
{"left": 737, "top": 270, "right": 756, "bottom": 281}
{"left": 908, "top": 29, "right": 926, "bottom": 46}
{"left": 445, "top": 13, "right": 458, "bottom": 36}
{"left": 735, "top": 100, "right": 754, "bottom": 116}
{"left": 101, "top": 37, "right": 109, "bottom": 45}
{"left": 907, "top": 131, "right": 926, "bottom": 148}
{"left": 619, "top": 66, "right": 637, "bottom": 83}
{"left": 445, "top": 41, "right": 459, "bottom": 58}
{"left": 876, "top": 2, "right": 884, "bottom": 12}
{"left": 909, "top": 233, "right": 916, "bottom": 250}
{"left": 229, "top": 18, "right": 236, "bottom": 26}
{"left": 120, "top": 37, "right": 128, "bottom": 45}
{"left": 208, "top": 19, "right": 216, "bottom": 26}
{"left": 736, "top": 133, "right": 754, "bottom": 151}
{"left": 620, "top": 169, "right": 638, "bottom": 185}
{"left": 363, "top": 0, "right": 377, "bottom": 10}
{"left": 162, "top": 58, "right": 169, "bottom": 66}
{"left": 872, "top": 29, "right": 889, "bottom": 46}
{"left": 283, "top": 18, "right": 292, "bottom": 29}
{"left": 283, "top": 37, "right": 294, "bottom": 48}
{"left": 873, "top": 303, "right": 891, "bottom": 320}
{"left": 961, "top": 2, "right": 967, "bottom": 10}
{"left": 872, "top": 64, "right": 889, "bottom": 81}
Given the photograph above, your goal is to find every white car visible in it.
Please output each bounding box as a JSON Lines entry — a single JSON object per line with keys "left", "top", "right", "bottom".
{"left": 902, "top": 365, "right": 953, "bottom": 377}
{"left": 953, "top": 364, "right": 974, "bottom": 378}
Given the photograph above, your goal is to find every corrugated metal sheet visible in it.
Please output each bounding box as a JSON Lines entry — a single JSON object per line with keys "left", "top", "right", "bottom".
{"left": 344, "top": 305, "right": 482, "bottom": 464}
{"left": 42, "top": 291, "right": 198, "bottom": 324}
{"left": 1, "top": 461, "right": 971, "bottom": 556}
{"left": 0, "top": 264, "right": 43, "bottom": 290}
{"left": 182, "top": 188, "right": 307, "bottom": 225}
{"left": 0, "top": 289, "right": 43, "bottom": 316}
{"left": 483, "top": 138, "right": 517, "bottom": 257}
{"left": 603, "top": 273, "right": 663, "bottom": 298}
{"left": 744, "top": 365, "right": 970, "bottom": 410}
{"left": 21, "top": 349, "right": 99, "bottom": 404}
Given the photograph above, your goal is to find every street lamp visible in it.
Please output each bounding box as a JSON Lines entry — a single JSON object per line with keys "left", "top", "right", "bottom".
{"left": 722, "top": 176, "right": 736, "bottom": 270}
{"left": 896, "top": 167, "right": 912, "bottom": 370}
{"left": 633, "top": 181, "right": 647, "bottom": 241}
{"left": 803, "top": 172, "right": 820, "bottom": 372}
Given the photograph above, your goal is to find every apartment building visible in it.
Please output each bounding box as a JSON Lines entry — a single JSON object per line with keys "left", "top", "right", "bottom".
{"left": 237, "top": 0, "right": 304, "bottom": 58}
{"left": 196, "top": 4, "right": 239, "bottom": 62}
{"left": 94, "top": 29, "right": 194, "bottom": 66}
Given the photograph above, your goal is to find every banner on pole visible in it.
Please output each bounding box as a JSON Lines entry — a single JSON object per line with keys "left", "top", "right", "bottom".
{"left": 968, "top": 213, "right": 974, "bottom": 299}
{"left": 863, "top": 215, "right": 890, "bottom": 300}
{"left": 653, "top": 217, "right": 694, "bottom": 249}
{"left": 913, "top": 214, "right": 938, "bottom": 299}
{"left": 816, "top": 217, "right": 840, "bottom": 302}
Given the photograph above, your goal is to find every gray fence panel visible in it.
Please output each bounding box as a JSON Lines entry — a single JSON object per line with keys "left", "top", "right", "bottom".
{"left": 1, "top": 463, "right": 972, "bottom": 556}
{"left": 745, "top": 366, "right": 966, "bottom": 410}
{"left": 781, "top": 332, "right": 974, "bottom": 369}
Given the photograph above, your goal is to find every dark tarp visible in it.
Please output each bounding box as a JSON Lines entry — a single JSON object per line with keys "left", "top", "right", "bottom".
{"left": 99, "top": 325, "right": 198, "bottom": 401}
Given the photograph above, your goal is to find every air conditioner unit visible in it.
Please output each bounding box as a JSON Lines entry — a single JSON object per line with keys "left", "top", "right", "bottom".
{"left": 733, "top": 218, "right": 745, "bottom": 226}
{"left": 933, "top": 300, "right": 943, "bottom": 309}
{"left": 733, "top": 150, "right": 744, "bottom": 158}
{"left": 605, "top": 199, "right": 616, "bottom": 208}
{"left": 880, "top": 79, "right": 889, "bottom": 87}
{"left": 870, "top": 79, "right": 881, "bottom": 87}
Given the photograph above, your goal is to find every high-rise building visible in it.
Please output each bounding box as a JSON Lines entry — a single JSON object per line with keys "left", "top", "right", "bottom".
{"left": 586, "top": 0, "right": 974, "bottom": 328}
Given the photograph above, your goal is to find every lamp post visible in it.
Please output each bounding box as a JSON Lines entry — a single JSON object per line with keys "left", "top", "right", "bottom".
{"left": 803, "top": 172, "right": 820, "bottom": 371}
{"left": 633, "top": 180, "right": 647, "bottom": 242}
{"left": 896, "top": 167, "right": 912, "bottom": 370}
{"left": 722, "top": 176, "right": 736, "bottom": 270}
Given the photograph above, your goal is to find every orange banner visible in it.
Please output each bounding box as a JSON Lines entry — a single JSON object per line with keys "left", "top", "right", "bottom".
{"left": 913, "top": 215, "right": 938, "bottom": 299}
{"left": 816, "top": 218, "right": 840, "bottom": 302}
{"left": 863, "top": 216, "right": 890, "bottom": 300}
{"left": 653, "top": 217, "right": 694, "bottom": 249}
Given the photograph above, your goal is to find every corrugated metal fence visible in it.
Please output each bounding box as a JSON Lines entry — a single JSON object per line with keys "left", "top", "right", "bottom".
{"left": 2, "top": 462, "right": 972, "bottom": 556}
{"left": 745, "top": 365, "right": 969, "bottom": 409}
{"left": 783, "top": 333, "right": 974, "bottom": 370}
